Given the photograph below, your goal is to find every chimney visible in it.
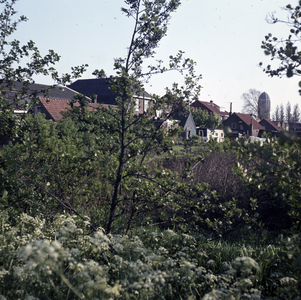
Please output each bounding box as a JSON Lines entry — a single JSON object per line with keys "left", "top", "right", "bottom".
{"left": 229, "top": 102, "right": 232, "bottom": 116}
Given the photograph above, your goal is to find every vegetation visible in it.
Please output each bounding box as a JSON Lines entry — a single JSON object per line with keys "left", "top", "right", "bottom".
{"left": 0, "top": 212, "right": 300, "bottom": 299}
{"left": 260, "top": 1, "right": 301, "bottom": 94}
{"left": 241, "top": 89, "right": 262, "bottom": 117}
{"left": 272, "top": 101, "right": 301, "bottom": 123}
{"left": 190, "top": 108, "right": 220, "bottom": 128}
{"left": 0, "top": 0, "right": 301, "bottom": 299}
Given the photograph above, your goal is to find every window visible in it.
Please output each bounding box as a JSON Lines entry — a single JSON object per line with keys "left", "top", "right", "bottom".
{"left": 240, "top": 124, "right": 244, "bottom": 130}
{"left": 135, "top": 98, "right": 139, "bottom": 111}
{"left": 144, "top": 100, "right": 149, "bottom": 112}
{"left": 221, "top": 133, "right": 224, "bottom": 137}
{"left": 231, "top": 123, "right": 236, "bottom": 129}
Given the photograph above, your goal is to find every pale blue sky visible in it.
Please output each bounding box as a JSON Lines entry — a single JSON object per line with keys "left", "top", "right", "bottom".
{"left": 11, "top": 0, "right": 301, "bottom": 114}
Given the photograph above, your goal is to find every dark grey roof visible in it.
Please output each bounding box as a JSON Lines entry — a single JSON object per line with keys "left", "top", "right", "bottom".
{"left": 8, "top": 82, "right": 81, "bottom": 100}
{"left": 1, "top": 81, "right": 89, "bottom": 111}
{"left": 1, "top": 82, "right": 83, "bottom": 100}
{"left": 68, "top": 78, "right": 151, "bottom": 105}
{"left": 171, "top": 112, "right": 189, "bottom": 128}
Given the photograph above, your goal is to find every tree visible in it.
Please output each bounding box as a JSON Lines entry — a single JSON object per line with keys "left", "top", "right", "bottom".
{"left": 191, "top": 109, "right": 219, "bottom": 128}
{"left": 273, "top": 104, "right": 280, "bottom": 121}
{"left": 82, "top": 0, "right": 202, "bottom": 234}
{"left": 280, "top": 103, "right": 285, "bottom": 122}
{"left": 2, "top": 1, "right": 245, "bottom": 238}
{"left": 286, "top": 101, "right": 293, "bottom": 123}
{"left": 292, "top": 103, "right": 300, "bottom": 123}
{"left": 260, "top": 2, "right": 301, "bottom": 94}
{"left": 241, "top": 89, "right": 262, "bottom": 117}
{"left": 234, "top": 132, "right": 301, "bottom": 232}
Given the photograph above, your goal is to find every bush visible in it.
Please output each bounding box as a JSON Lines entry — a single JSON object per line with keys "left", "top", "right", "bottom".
{"left": 0, "top": 211, "right": 300, "bottom": 299}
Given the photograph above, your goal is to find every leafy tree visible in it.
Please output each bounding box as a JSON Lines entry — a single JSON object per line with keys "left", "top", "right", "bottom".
{"left": 0, "top": 113, "right": 112, "bottom": 228}
{"left": 2, "top": 1, "right": 250, "bottom": 238}
{"left": 234, "top": 133, "right": 301, "bottom": 232}
{"left": 191, "top": 108, "right": 219, "bottom": 128}
{"left": 260, "top": 2, "right": 301, "bottom": 94}
{"left": 293, "top": 103, "right": 300, "bottom": 123}
{"left": 241, "top": 88, "right": 262, "bottom": 117}
{"left": 1, "top": 0, "right": 205, "bottom": 235}
{"left": 90, "top": 0, "right": 202, "bottom": 234}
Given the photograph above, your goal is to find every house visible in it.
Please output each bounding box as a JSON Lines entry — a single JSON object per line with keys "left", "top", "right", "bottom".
{"left": 288, "top": 122, "right": 301, "bottom": 133}
{"left": 1, "top": 82, "right": 93, "bottom": 143}
{"left": 272, "top": 121, "right": 289, "bottom": 131}
{"left": 197, "top": 128, "right": 225, "bottom": 142}
{"left": 153, "top": 111, "right": 197, "bottom": 140}
{"left": 259, "top": 119, "right": 281, "bottom": 137}
{"left": 190, "top": 100, "right": 229, "bottom": 122}
{"left": 0, "top": 82, "right": 95, "bottom": 119}
{"left": 173, "top": 112, "right": 196, "bottom": 140}
{"left": 68, "top": 78, "right": 152, "bottom": 115}
{"left": 222, "top": 113, "right": 265, "bottom": 137}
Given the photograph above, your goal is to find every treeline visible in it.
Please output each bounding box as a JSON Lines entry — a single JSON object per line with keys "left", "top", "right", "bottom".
{"left": 272, "top": 101, "right": 300, "bottom": 123}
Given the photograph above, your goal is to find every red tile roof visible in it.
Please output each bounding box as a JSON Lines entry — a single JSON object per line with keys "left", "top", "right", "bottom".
{"left": 235, "top": 113, "right": 264, "bottom": 130}
{"left": 190, "top": 100, "right": 229, "bottom": 116}
{"left": 39, "top": 98, "right": 100, "bottom": 121}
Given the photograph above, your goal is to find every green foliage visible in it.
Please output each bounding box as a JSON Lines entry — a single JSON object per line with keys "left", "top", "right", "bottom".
{"left": 89, "top": 0, "right": 202, "bottom": 234}
{"left": 2, "top": 1, "right": 301, "bottom": 296}
{"left": 0, "top": 212, "right": 300, "bottom": 299}
{"left": 191, "top": 109, "right": 220, "bottom": 128}
{"left": 260, "top": 2, "right": 301, "bottom": 94}
{"left": 233, "top": 134, "right": 301, "bottom": 232}
{"left": 0, "top": 113, "right": 113, "bottom": 229}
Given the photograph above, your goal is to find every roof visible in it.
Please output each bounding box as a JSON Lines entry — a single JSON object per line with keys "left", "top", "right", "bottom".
{"left": 39, "top": 98, "right": 99, "bottom": 121}
{"left": 260, "top": 119, "right": 281, "bottom": 132}
{"left": 68, "top": 78, "right": 152, "bottom": 105}
{"left": 174, "top": 115, "right": 188, "bottom": 128}
{"left": 2, "top": 82, "right": 85, "bottom": 101}
{"left": 234, "top": 113, "right": 265, "bottom": 130}
{"left": 190, "top": 100, "right": 229, "bottom": 116}
{"left": 1, "top": 82, "right": 91, "bottom": 111}
{"left": 171, "top": 111, "right": 193, "bottom": 128}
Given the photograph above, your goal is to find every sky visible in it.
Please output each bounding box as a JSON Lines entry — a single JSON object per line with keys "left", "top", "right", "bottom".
{"left": 10, "top": 0, "right": 301, "bottom": 115}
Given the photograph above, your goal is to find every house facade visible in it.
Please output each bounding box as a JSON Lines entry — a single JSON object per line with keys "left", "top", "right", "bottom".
{"left": 153, "top": 111, "right": 197, "bottom": 140}
{"left": 259, "top": 119, "right": 281, "bottom": 137}
{"left": 197, "top": 127, "right": 224, "bottom": 142}
{"left": 174, "top": 112, "right": 197, "bottom": 140}
{"left": 222, "top": 113, "right": 265, "bottom": 137}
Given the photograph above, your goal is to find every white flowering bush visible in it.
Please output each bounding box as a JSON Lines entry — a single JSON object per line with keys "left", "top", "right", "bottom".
{"left": 0, "top": 211, "right": 300, "bottom": 299}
